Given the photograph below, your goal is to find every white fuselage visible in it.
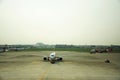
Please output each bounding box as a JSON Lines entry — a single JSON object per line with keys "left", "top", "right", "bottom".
{"left": 43, "top": 52, "right": 62, "bottom": 64}
{"left": 49, "top": 52, "right": 56, "bottom": 60}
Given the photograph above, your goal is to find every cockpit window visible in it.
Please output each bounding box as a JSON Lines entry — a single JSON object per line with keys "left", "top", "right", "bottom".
{"left": 51, "top": 55, "right": 54, "bottom": 56}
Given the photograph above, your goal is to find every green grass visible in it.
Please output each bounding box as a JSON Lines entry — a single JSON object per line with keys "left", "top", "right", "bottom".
{"left": 23, "top": 47, "right": 120, "bottom": 53}
{"left": 24, "top": 48, "right": 91, "bottom": 52}
{"left": 112, "top": 48, "right": 120, "bottom": 53}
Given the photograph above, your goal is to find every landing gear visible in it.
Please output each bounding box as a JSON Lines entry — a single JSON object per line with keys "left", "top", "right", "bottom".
{"left": 51, "top": 60, "right": 55, "bottom": 64}
{"left": 43, "top": 57, "right": 63, "bottom": 64}
{"left": 105, "top": 59, "right": 110, "bottom": 63}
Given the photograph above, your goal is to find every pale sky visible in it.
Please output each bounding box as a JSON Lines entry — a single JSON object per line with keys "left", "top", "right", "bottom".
{"left": 0, "top": 0, "right": 120, "bottom": 45}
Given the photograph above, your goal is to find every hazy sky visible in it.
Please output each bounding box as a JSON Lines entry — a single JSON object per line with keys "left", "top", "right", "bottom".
{"left": 0, "top": 0, "right": 120, "bottom": 45}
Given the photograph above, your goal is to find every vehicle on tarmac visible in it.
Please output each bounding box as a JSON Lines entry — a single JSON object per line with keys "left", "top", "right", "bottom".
{"left": 90, "top": 48, "right": 112, "bottom": 54}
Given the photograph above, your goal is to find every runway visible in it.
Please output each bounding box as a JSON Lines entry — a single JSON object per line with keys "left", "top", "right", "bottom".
{"left": 0, "top": 51, "right": 120, "bottom": 80}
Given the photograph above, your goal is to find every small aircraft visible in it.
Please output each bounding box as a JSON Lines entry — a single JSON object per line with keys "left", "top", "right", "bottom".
{"left": 43, "top": 52, "right": 63, "bottom": 64}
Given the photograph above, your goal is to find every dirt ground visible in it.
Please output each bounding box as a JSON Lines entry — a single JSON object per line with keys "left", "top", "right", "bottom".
{"left": 0, "top": 51, "right": 120, "bottom": 80}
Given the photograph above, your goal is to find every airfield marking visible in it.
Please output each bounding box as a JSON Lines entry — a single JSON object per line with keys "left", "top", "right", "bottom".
{"left": 39, "top": 65, "right": 51, "bottom": 80}
{"left": 63, "top": 62, "right": 73, "bottom": 64}
{"left": 31, "top": 61, "right": 42, "bottom": 64}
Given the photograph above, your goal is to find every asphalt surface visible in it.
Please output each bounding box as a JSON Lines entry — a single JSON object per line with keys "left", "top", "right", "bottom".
{"left": 0, "top": 51, "right": 120, "bottom": 80}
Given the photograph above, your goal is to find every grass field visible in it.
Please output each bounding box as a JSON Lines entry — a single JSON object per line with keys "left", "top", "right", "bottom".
{"left": 24, "top": 48, "right": 90, "bottom": 52}
{"left": 24, "top": 47, "right": 120, "bottom": 53}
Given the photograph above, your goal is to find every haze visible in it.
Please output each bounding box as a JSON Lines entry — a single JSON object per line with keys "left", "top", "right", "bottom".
{"left": 0, "top": 0, "right": 120, "bottom": 45}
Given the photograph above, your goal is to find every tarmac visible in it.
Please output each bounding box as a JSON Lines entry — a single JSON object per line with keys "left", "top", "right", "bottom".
{"left": 0, "top": 51, "right": 120, "bottom": 80}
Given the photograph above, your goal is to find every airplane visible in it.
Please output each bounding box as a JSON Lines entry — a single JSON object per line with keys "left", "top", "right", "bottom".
{"left": 43, "top": 52, "right": 63, "bottom": 64}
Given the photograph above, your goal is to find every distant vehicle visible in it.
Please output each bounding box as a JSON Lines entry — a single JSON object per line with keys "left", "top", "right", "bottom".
{"left": 90, "top": 48, "right": 112, "bottom": 54}
{"left": 43, "top": 52, "right": 63, "bottom": 64}
{"left": 90, "top": 49, "right": 96, "bottom": 54}
{"left": 0, "top": 48, "right": 9, "bottom": 53}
